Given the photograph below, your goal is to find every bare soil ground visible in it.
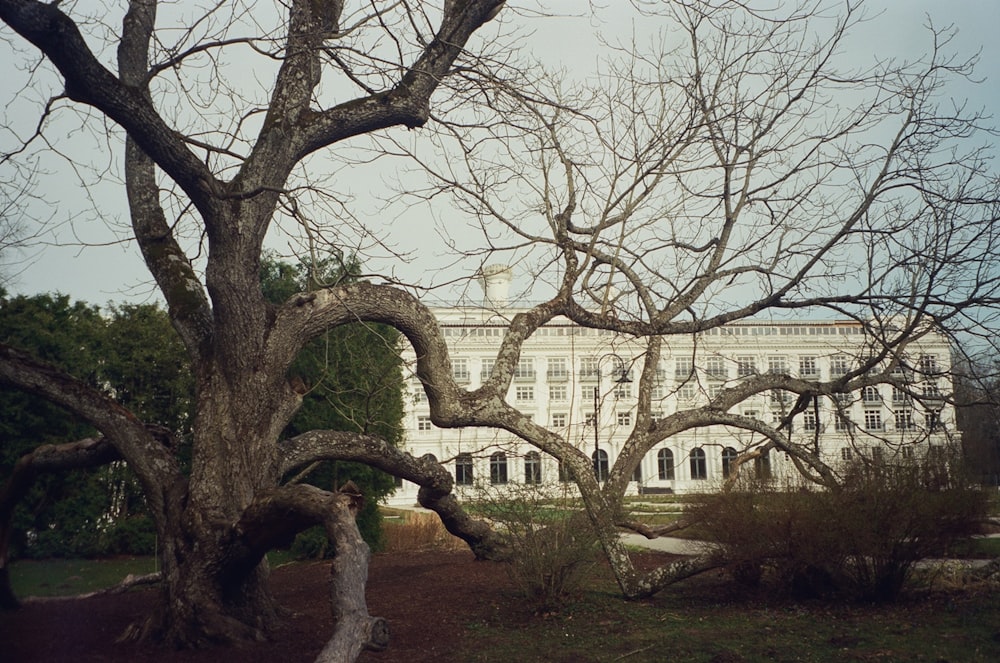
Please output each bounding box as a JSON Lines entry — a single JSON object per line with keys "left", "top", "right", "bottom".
{"left": 2, "top": 549, "right": 640, "bottom": 663}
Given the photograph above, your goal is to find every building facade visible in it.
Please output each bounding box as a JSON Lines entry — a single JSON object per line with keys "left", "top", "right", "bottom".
{"left": 391, "top": 280, "right": 957, "bottom": 505}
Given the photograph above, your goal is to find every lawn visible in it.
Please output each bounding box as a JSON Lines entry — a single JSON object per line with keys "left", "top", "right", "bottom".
{"left": 453, "top": 566, "right": 1000, "bottom": 662}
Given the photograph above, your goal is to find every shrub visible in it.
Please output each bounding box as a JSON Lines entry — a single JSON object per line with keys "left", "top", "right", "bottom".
{"left": 690, "top": 457, "right": 988, "bottom": 601}
{"left": 476, "top": 483, "right": 598, "bottom": 613}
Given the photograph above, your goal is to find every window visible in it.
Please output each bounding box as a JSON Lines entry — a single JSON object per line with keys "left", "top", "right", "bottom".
{"left": 689, "top": 447, "right": 707, "bottom": 480}
{"left": 771, "top": 409, "right": 790, "bottom": 433}
{"left": 894, "top": 409, "right": 915, "bottom": 431}
{"left": 515, "top": 386, "right": 534, "bottom": 402}
{"left": 550, "top": 413, "right": 567, "bottom": 428}
{"left": 451, "top": 358, "right": 470, "bottom": 383}
{"left": 722, "top": 447, "right": 738, "bottom": 478}
{"left": 631, "top": 462, "right": 642, "bottom": 482}
{"left": 514, "top": 358, "right": 535, "bottom": 382}
{"left": 871, "top": 446, "right": 884, "bottom": 462}
{"left": 617, "top": 411, "right": 632, "bottom": 426}
{"left": 678, "top": 383, "right": 697, "bottom": 401}
{"left": 675, "top": 356, "right": 694, "bottom": 381}
{"left": 455, "top": 453, "right": 473, "bottom": 485}
{"left": 926, "top": 409, "right": 943, "bottom": 431}
{"left": 862, "top": 386, "right": 881, "bottom": 403}
{"left": 579, "top": 356, "right": 600, "bottom": 380}
{"left": 558, "top": 460, "right": 573, "bottom": 482}
{"left": 490, "top": 452, "right": 508, "bottom": 484}
{"left": 767, "top": 356, "right": 788, "bottom": 375}
{"left": 480, "top": 358, "right": 495, "bottom": 382}
{"left": 737, "top": 356, "right": 757, "bottom": 378}
{"left": 840, "top": 448, "right": 853, "bottom": 461}
{"left": 547, "top": 358, "right": 568, "bottom": 381}
{"left": 922, "top": 383, "right": 941, "bottom": 399}
{"left": 801, "top": 410, "right": 817, "bottom": 431}
{"left": 835, "top": 414, "right": 853, "bottom": 432}
{"left": 584, "top": 411, "right": 597, "bottom": 426}
{"left": 799, "top": 356, "right": 819, "bottom": 378}
{"left": 412, "top": 384, "right": 427, "bottom": 403}
{"left": 417, "top": 415, "right": 433, "bottom": 432}
{"left": 863, "top": 409, "right": 883, "bottom": 431}
{"left": 901, "top": 446, "right": 915, "bottom": 459}
{"left": 657, "top": 449, "right": 675, "bottom": 480}
{"left": 592, "top": 449, "right": 609, "bottom": 482}
{"left": 549, "top": 384, "right": 567, "bottom": 402}
{"left": 651, "top": 410, "right": 665, "bottom": 424}
{"left": 705, "top": 356, "right": 727, "bottom": 380}
{"left": 919, "top": 354, "right": 940, "bottom": 376}
{"left": 770, "top": 389, "right": 793, "bottom": 405}
{"left": 833, "top": 391, "right": 852, "bottom": 406}
{"left": 891, "top": 386, "right": 910, "bottom": 404}
{"left": 524, "top": 452, "right": 542, "bottom": 484}
{"left": 614, "top": 382, "right": 632, "bottom": 399}
{"left": 754, "top": 451, "right": 771, "bottom": 479}
{"left": 830, "top": 354, "right": 851, "bottom": 378}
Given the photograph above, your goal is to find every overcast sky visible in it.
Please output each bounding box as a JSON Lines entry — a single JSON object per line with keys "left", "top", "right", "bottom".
{"left": 1, "top": 0, "right": 998, "bottom": 307}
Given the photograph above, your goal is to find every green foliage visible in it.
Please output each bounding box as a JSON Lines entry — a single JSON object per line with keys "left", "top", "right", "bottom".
{"left": 689, "top": 457, "right": 989, "bottom": 602}
{"left": 1, "top": 292, "right": 191, "bottom": 558}
{"left": 262, "top": 253, "right": 405, "bottom": 554}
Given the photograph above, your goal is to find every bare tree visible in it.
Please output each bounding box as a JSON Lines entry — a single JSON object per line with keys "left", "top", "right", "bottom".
{"left": 0, "top": 0, "right": 998, "bottom": 658}
{"left": 0, "top": 0, "right": 509, "bottom": 659}
{"left": 377, "top": 1, "right": 1000, "bottom": 597}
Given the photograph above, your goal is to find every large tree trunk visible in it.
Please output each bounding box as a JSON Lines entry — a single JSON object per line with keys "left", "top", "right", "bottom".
{"left": 137, "top": 362, "right": 301, "bottom": 646}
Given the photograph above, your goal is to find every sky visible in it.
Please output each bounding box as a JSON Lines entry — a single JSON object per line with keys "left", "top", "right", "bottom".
{"left": 1, "top": 0, "right": 998, "bottom": 308}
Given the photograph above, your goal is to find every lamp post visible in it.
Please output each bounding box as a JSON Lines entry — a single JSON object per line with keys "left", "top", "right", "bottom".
{"left": 593, "top": 353, "right": 632, "bottom": 482}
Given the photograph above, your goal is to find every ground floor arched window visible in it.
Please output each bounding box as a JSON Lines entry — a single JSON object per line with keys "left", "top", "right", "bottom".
{"left": 455, "top": 453, "right": 473, "bottom": 485}
{"left": 592, "top": 449, "right": 609, "bottom": 482}
{"left": 657, "top": 448, "right": 675, "bottom": 480}
{"left": 690, "top": 447, "right": 707, "bottom": 480}
{"left": 722, "top": 447, "right": 738, "bottom": 478}
{"left": 754, "top": 450, "right": 771, "bottom": 479}
{"left": 490, "top": 451, "right": 508, "bottom": 484}
{"left": 524, "top": 451, "right": 542, "bottom": 484}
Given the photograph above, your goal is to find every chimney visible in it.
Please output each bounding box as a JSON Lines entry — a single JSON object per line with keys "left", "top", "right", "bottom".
{"left": 478, "top": 265, "right": 512, "bottom": 308}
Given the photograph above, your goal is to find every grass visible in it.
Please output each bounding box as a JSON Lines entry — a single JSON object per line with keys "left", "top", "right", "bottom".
{"left": 456, "top": 566, "right": 1000, "bottom": 662}
{"left": 9, "top": 556, "right": 158, "bottom": 597}
{"left": 10, "top": 549, "right": 305, "bottom": 597}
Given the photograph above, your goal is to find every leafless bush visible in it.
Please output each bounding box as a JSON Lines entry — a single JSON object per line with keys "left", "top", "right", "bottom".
{"left": 476, "top": 484, "right": 598, "bottom": 612}
{"left": 690, "top": 459, "right": 988, "bottom": 601}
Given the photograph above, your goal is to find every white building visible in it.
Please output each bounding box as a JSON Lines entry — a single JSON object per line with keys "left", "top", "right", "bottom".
{"left": 391, "top": 271, "right": 957, "bottom": 505}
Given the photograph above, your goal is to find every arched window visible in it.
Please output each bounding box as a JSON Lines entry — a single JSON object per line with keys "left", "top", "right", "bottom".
{"left": 722, "top": 447, "right": 738, "bottom": 478}
{"left": 558, "top": 460, "right": 573, "bottom": 482}
{"left": 490, "top": 451, "right": 508, "bottom": 484}
{"left": 690, "top": 447, "right": 707, "bottom": 480}
{"left": 455, "top": 453, "right": 473, "bottom": 486}
{"left": 592, "top": 449, "right": 609, "bottom": 482}
{"left": 657, "top": 448, "right": 675, "bottom": 480}
{"left": 524, "top": 451, "right": 542, "bottom": 484}
{"left": 754, "top": 450, "right": 771, "bottom": 480}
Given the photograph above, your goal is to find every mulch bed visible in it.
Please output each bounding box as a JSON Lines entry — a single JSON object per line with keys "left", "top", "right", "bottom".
{"left": 3, "top": 550, "right": 674, "bottom": 662}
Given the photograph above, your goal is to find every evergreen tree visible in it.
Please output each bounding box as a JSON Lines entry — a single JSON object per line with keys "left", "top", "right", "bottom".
{"left": 261, "top": 255, "right": 405, "bottom": 553}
